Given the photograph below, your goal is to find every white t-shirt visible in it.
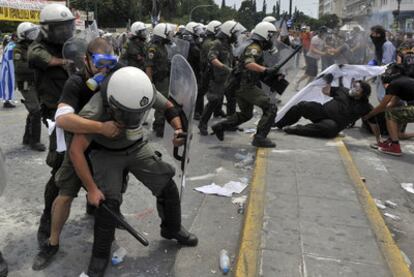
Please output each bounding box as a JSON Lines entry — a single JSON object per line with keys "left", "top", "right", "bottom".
{"left": 307, "top": 35, "right": 325, "bottom": 60}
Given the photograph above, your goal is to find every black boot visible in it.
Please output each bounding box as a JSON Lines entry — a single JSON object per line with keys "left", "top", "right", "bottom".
{"left": 198, "top": 123, "right": 208, "bottom": 136}
{"left": 32, "top": 242, "right": 59, "bottom": 271}
{"left": 22, "top": 115, "right": 31, "bottom": 145}
{"left": 161, "top": 225, "right": 198, "bottom": 246}
{"left": 211, "top": 123, "right": 225, "bottom": 141}
{"left": 0, "top": 252, "right": 8, "bottom": 277}
{"left": 37, "top": 213, "right": 51, "bottom": 247}
{"left": 252, "top": 135, "right": 276, "bottom": 148}
{"left": 3, "top": 100, "right": 15, "bottom": 108}
{"left": 88, "top": 200, "right": 118, "bottom": 277}
{"left": 157, "top": 180, "right": 198, "bottom": 246}
{"left": 30, "top": 113, "right": 46, "bottom": 151}
{"left": 87, "top": 256, "right": 109, "bottom": 277}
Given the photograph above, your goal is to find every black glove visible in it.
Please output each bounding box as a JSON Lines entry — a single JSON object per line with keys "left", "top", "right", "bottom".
{"left": 264, "top": 67, "right": 279, "bottom": 78}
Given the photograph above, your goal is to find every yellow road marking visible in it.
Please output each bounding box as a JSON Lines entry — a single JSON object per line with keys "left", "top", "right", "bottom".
{"left": 336, "top": 138, "right": 412, "bottom": 277}
{"left": 234, "top": 148, "right": 269, "bottom": 277}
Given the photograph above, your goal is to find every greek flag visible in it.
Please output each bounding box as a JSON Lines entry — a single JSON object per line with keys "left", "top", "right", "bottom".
{"left": 0, "top": 41, "right": 16, "bottom": 101}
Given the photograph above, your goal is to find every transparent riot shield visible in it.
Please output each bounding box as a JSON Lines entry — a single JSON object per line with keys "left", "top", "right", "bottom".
{"left": 163, "top": 55, "right": 197, "bottom": 198}
{"left": 166, "top": 38, "right": 190, "bottom": 60}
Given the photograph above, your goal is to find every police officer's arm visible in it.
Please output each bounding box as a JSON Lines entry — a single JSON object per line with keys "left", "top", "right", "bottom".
{"left": 243, "top": 45, "right": 267, "bottom": 73}
{"left": 153, "top": 90, "right": 184, "bottom": 146}
{"left": 145, "top": 47, "right": 156, "bottom": 81}
{"left": 208, "top": 41, "right": 231, "bottom": 71}
{"left": 70, "top": 134, "right": 105, "bottom": 207}
{"left": 322, "top": 84, "right": 332, "bottom": 96}
{"left": 28, "top": 44, "right": 70, "bottom": 70}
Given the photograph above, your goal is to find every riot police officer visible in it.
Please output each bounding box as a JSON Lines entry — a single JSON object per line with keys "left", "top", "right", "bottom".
{"left": 212, "top": 22, "right": 279, "bottom": 148}
{"left": 28, "top": 3, "right": 75, "bottom": 246}
{"left": 198, "top": 20, "right": 245, "bottom": 135}
{"left": 120, "top": 21, "right": 147, "bottom": 70}
{"left": 183, "top": 22, "right": 204, "bottom": 119}
{"left": 145, "top": 23, "right": 174, "bottom": 137}
{"left": 14, "top": 22, "right": 46, "bottom": 151}
{"left": 199, "top": 20, "right": 225, "bottom": 119}
{"left": 70, "top": 67, "right": 198, "bottom": 276}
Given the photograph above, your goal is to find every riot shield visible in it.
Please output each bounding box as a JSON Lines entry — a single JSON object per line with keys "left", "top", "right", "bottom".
{"left": 62, "top": 36, "right": 88, "bottom": 74}
{"left": 163, "top": 55, "right": 197, "bottom": 198}
{"left": 0, "top": 148, "right": 6, "bottom": 196}
{"left": 166, "top": 38, "right": 190, "bottom": 60}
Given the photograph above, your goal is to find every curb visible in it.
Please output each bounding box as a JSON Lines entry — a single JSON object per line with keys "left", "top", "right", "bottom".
{"left": 234, "top": 148, "right": 269, "bottom": 277}
{"left": 336, "top": 138, "right": 412, "bottom": 277}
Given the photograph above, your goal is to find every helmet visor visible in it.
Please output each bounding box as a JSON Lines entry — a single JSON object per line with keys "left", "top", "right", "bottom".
{"left": 49, "top": 20, "right": 75, "bottom": 44}
{"left": 24, "top": 26, "right": 40, "bottom": 41}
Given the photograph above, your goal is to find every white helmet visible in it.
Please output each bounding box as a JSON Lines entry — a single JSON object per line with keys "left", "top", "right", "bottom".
{"left": 185, "top": 21, "right": 204, "bottom": 36}
{"left": 106, "top": 67, "right": 155, "bottom": 129}
{"left": 39, "top": 3, "right": 75, "bottom": 44}
{"left": 262, "top": 16, "right": 277, "bottom": 24}
{"left": 206, "top": 20, "right": 222, "bottom": 34}
{"left": 153, "top": 23, "right": 174, "bottom": 41}
{"left": 252, "top": 22, "right": 277, "bottom": 41}
{"left": 220, "top": 20, "right": 246, "bottom": 38}
{"left": 17, "top": 22, "right": 40, "bottom": 41}
{"left": 40, "top": 3, "right": 75, "bottom": 24}
{"left": 131, "top": 21, "right": 147, "bottom": 38}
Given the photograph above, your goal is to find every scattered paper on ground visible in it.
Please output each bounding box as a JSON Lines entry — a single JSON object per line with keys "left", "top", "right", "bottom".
{"left": 384, "top": 213, "right": 401, "bottom": 221}
{"left": 194, "top": 180, "right": 248, "bottom": 197}
{"left": 401, "top": 183, "right": 414, "bottom": 194}
{"left": 232, "top": 195, "right": 247, "bottom": 205}
{"left": 374, "top": 199, "right": 386, "bottom": 210}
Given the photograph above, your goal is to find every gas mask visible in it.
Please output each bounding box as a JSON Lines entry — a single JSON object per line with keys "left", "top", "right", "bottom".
{"left": 349, "top": 82, "right": 362, "bottom": 98}
{"left": 85, "top": 52, "right": 118, "bottom": 91}
{"left": 381, "top": 64, "right": 404, "bottom": 84}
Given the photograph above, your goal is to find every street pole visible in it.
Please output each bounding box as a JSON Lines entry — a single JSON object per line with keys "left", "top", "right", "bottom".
{"left": 189, "top": 4, "right": 214, "bottom": 22}
{"left": 94, "top": 0, "right": 98, "bottom": 25}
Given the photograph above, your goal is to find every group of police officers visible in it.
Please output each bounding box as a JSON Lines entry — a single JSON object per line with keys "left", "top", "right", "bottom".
{"left": 0, "top": 2, "right": 289, "bottom": 277}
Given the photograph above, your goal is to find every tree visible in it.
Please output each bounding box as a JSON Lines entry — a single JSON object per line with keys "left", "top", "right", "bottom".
{"left": 235, "top": 0, "right": 260, "bottom": 30}
{"left": 319, "top": 14, "right": 340, "bottom": 29}
{"left": 221, "top": 0, "right": 226, "bottom": 9}
{"left": 262, "top": 0, "right": 267, "bottom": 15}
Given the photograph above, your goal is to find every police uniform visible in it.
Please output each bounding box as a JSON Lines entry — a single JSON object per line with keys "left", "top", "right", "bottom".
{"left": 199, "top": 38, "right": 233, "bottom": 131}
{"left": 77, "top": 90, "right": 193, "bottom": 272}
{"left": 213, "top": 42, "right": 277, "bottom": 141}
{"left": 28, "top": 39, "right": 69, "bottom": 242}
{"left": 120, "top": 37, "right": 146, "bottom": 70}
{"left": 145, "top": 41, "right": 170, "bottom": 135}
{"left": 187, "top": 40, "right": 203, "bottom": 118}
{"left": 199, "top": 36, "right": 215, "bottom": 94}
{"left": 14, "top": 40, "right": 43, "bottom": 148}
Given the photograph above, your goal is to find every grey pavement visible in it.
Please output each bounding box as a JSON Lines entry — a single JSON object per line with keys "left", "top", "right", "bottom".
{"left": 260, "top": 131, "right": 392, "bottom": 276}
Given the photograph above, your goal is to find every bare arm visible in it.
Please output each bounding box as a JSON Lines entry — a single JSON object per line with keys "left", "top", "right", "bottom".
{"left": 69, "top": 134, "right": 105, "bottom": 206}
{"left": 363, "top": 95, "right": 394, "bottom": 120}
{"left": 211, "top": 58, "right": 226, "bottom": 69}
{"left": 48, "top": 56, "right": 70, "bottom": 67}
{"left": 322, "top": 84, "right": 332, "bottom": 96}
{"left": 245, "top": 62, "right": 267, "bottom": 73}
{"left": 56, "top": 103, "right": 121, "bottom": 138}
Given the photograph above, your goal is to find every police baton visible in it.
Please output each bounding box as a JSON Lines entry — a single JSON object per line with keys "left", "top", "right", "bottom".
{"left": 100, "top": 202, "right": 149, "bottom": 246}
{"left": 273, "top": 45, "right": 303, "bottom": 72}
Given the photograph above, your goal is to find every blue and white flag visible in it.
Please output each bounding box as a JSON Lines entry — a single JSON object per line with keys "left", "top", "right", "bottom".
{"left": 0, "top": 41, "right": 16, "bottom": 101}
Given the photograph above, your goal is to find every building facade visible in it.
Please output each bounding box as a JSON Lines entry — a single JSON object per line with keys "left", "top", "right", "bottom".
{"left": 319, "top": 0, "right": 346, "bottom": 18}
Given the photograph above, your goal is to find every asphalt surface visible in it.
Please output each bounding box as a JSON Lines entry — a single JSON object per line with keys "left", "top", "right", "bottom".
{"left": 0, "top": 91, "right": 254, "bottom": 277}
{"left": 1, "top": 64, "right": 414, "bottom": 277}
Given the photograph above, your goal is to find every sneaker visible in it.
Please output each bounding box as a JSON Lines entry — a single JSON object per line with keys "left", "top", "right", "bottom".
{"left": 161, "top": 226, "right": 198, "bottom": 246}
{"left": 0, "top": 252, "right": 8, "bottom": 277}
{"left": 87, "top": 256, "right": 109, "bottom": 277}
{"left": 252, "top": 135, "right": 276, "bottom": 148}
{"left": 378, "top": 142, "right": 402, "bottom": 156}
{"left": 211, "top": 123, "right": 224, "bottom": 141}
{"left": 3, "top": 101, "right": 15, "bottom": 108}
{"left": 32, "top": 242, "right": 59, "bottom": 271}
